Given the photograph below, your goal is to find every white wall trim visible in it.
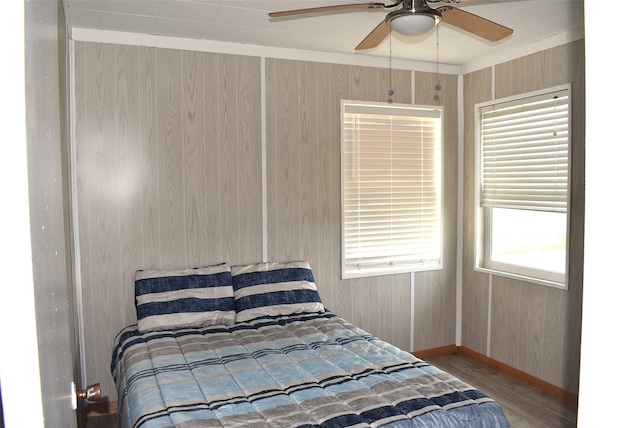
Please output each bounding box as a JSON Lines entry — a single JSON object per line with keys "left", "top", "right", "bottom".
{"left": 487, "top": 274, "right": 493, "bottom": 357}
{"left": 484, "top": 66, "right": 496, "bottom": 357}
{"left": 491, "top": 65, "right": 496, "bottom": 100}
{"left": 261, "top": 56, "right": 268, "bottom": 263}
{"left": 462, "top": 27, "right": 585, "bottom": 74}
{"left": 70, "top": 28, "right": 461, "bottom": 75}
{"left": 410, "top": 272, "right": 415, "bottom": 352}
{"left": 455, "top": 74, "right": 464, "bottom": 346}
{"left": 70, "top": 27, "right": 584, "bottom": 77}
{"left": 411, "top": 70, "right": 416, "bottom": 105}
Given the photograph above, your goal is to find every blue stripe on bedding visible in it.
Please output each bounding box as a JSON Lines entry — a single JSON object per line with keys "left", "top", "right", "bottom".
{"left": 235, "top": 289, "right": 322, "bottom": 311}
{"left": 135, "top": 271, "right": 232, "bottom": 295}
{"left": 136, "top": 297, "right": 235, "bottom": 317}
{"left": 134, "top": 395, "right": 451, "bottom": 428}
{"left": 112, "top": 312, "right": 510, "bottom": 428}
{"left": 431, "top": 389, "right": 490, "bottom": 406}
{"left": 321, "top": 413, "right": 365, "bottom": 427}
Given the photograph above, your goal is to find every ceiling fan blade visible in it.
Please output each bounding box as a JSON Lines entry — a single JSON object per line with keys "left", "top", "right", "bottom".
{"left": 438, "top": 7, "right": 513, "bottom": 41}
{"left": 269, "top": 2, "right": 385, "bottom": 18}
{"left": 355, "top": 20, "right": 391, "bottom": 50}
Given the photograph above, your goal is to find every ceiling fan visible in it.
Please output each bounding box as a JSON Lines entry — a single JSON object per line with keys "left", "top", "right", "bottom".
{"left": 268, "top": 0, "right": 513, "bottom": 51}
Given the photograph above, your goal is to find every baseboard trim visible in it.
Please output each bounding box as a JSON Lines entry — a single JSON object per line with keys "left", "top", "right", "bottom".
{"left": 411, "top": 344, "right": 459, "bottom": 360}
{"left": 412, "top": 345, "right": 578, "bottom": 408}
{"left": 458, "top": 346, "right": 578, "bottom": 407}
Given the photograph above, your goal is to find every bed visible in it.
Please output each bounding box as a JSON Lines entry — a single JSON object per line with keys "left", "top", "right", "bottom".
{"left": 111, "top": 261, "right": 510, "bottom": 428}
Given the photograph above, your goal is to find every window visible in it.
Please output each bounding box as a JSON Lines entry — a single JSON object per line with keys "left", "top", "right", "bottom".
{"left": 476, "top": 85, "right": 571, "bottom": 287}
{"left": 341, "top": 101, "right": 443, "bottom": 279}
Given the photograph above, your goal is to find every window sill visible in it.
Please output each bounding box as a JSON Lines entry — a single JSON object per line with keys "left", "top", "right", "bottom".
{"left": 474, "top": 266, "right": 568, "bottom": 290}
{"left": 342, "top": 264, "right": 442, "bottom": 280}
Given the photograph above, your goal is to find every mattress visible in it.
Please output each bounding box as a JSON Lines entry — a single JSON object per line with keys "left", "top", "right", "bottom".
{"left": 112, "top": 310, "right": 510, "bottom": 428}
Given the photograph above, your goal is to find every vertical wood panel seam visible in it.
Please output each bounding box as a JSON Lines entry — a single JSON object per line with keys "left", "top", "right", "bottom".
{"left": 261, "top": 57, "right": 267, "bottom": 262}
{"left": 114, "top": 45, "right": 124, "bottom": 328}
{"left": 153, "top": 49, "right": 160, "bottom": 268}
{"left": 136, "top": 48, "right": 142, "bottom": 271}
{"left": 410, "top": 272, "right": 415, "bottom": 352}
{"left": 234, "top": 56, "right": 241, "bottom": 260}
{"left": 486, "top": 65, "right": 496, "bottom": 358}
{"left": 455, "top": 73, "right": 463, "bottom": 346}
{"left": 181, "top": 51, "right": 187, "bottom": 265}
{"left": 409, "top": 70, "right": 415, "bottom": 351}
{"left": 201, "top": 52, "right": 207, "bottom": 261}
{"left": 411, "top": 71, "right": 415, "bottom": 105}
{"left": 487, "top": 274, "right": 492, "bottom": 357}
{"left": 154, "top": 49, "right": 161, "bottom": 267}
{"left": 491, "top": 65, "right": 495, "bottom": 100}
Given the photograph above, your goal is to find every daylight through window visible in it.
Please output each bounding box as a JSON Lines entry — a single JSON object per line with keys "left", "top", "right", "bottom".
{"left": 341, "top": 101, "right": 443, "bottom": 279}
{"left": 476, "top": 85, "right": 571, "bottom": 286}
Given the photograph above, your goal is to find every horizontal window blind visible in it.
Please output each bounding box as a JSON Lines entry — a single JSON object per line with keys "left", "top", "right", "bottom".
{"left": 480, "top": 89, "right": 570, "bottom": 213}
{"left": 342, "top": 102, "right": 442, "bottom": 277}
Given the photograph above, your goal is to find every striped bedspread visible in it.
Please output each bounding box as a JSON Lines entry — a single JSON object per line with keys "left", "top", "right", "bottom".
{"left": 112, "top": 311, "right": 510, "bottom": 428}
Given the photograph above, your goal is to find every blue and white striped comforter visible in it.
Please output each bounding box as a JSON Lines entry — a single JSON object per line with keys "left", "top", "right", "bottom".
{"left": 112, "top": 311, "right": 510, "bottom": 428}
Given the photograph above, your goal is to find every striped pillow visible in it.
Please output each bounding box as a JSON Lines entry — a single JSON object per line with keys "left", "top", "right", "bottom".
{"left": 231, "top": 261, "right": 324, "bottom": 323}
{"left": 135, "top": 263, "right": 235, "bottom": 333}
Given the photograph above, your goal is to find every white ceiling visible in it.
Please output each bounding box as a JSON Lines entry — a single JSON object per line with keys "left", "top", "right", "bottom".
{"left": 61, "top": 0, "right": 584, "bottom": 68}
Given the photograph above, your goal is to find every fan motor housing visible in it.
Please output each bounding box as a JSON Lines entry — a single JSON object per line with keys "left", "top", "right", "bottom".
{"left": 385, "top": 1, "right": 441, "bottom": 36}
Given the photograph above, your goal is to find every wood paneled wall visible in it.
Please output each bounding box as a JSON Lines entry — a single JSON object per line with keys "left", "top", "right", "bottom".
{"left": 74, "top": 44, "right": 264, "bottom": 399}
{"left": 73, "top": 38, "right": 583, "bottom": 400}
{"left": 73, "top": 43, "right": 460, "bottom": 400}
{"left": 462, "top": 40, "right": 585, "bottom": 393}
{"left": 413, "top": 71, "right": 459, "bottom": 351}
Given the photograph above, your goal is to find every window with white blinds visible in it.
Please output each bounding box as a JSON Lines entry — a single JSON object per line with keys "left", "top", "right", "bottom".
{"left": 341, "top": 101, "right": 443, "bottom": 279}
{"left": 475, "top": 85, "right": 572, "bottom": 287}
{"left": 480, "top": 88, "right": 570, "bottom": 213}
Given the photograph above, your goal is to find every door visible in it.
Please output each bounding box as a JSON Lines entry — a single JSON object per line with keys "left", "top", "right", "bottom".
{"left": 24, "top": 0, "right": 82, "bottom": 426}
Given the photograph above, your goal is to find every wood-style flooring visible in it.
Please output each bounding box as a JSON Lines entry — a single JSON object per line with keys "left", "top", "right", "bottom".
{"left": 85, "top": 411, "right": 117, "bottom": 428}
{"left": 427, "top": 354, "right": 578, "bottom": 427}
{"left": 85, "top": 353, "right": 578, "bottom": 428}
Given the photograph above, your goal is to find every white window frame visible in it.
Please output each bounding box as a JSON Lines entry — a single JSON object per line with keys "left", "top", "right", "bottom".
{"left": 340, "top": 100, "right": 443, "bottom": 279}
{"left": 474, "top": 85, "right": 572, "bottom": 289}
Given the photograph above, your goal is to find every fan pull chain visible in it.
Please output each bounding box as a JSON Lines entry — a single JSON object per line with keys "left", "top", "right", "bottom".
{"left": 388, "top": 35, "right": 394, "bottom": 103}
{"left": 434, "top": 23, "right": 441, "bottom": 101}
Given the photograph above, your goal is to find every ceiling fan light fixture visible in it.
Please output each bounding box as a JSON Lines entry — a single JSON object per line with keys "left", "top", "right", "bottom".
{"left": 389, "top": 13, "right": 437, "bottom": 36}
